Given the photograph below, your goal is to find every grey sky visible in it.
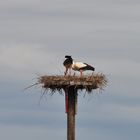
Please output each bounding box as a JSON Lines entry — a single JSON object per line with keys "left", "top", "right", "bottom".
{"left": 0, "top": 0, "right": 140, "bottom": 140}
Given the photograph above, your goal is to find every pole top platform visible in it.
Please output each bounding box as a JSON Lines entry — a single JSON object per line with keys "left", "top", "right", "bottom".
{"left": 38, "top": 73, "right": 107, "bottom": 93}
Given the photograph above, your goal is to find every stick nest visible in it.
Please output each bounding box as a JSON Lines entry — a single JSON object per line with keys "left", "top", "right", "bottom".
{"left": 37, "top": 73, "right": 107, "bottom": 93}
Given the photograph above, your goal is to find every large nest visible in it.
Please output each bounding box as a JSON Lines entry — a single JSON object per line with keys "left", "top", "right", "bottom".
{"left": 37, "top": 73, "right": 107, "bottom": 93}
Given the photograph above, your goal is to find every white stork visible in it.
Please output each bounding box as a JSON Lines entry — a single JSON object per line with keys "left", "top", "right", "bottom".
{"left": 63, "top": 55, "right": 73, "bottom": 76}
{"left": 63, "top": 55, "right": 95, "bottom": 76}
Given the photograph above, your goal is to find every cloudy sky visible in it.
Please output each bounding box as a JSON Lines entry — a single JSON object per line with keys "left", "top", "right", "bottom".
{"left": 0, "top": 0, "right": 140, "bottom": 139}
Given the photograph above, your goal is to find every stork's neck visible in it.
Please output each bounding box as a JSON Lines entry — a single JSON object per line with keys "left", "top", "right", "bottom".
{"left": 72, "top": 61, "right": 75, "bottom": 66}
{"left": 72, "top": 61, "right": 76, "bottom": 69}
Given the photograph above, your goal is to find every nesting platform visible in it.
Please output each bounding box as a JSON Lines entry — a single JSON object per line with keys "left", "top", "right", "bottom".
{"left": 38, "top": 73, "right": 107, "bottom": 93}
{"left": 34, "top": 73, "right": 107, "bottom": 140}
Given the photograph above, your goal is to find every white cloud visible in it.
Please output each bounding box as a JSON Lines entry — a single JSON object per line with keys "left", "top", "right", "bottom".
{"left": 0, "top": 124, "right": 66, "bottom": 140}
{"left": 98, "top": 103, "right": 140, "bottom": 122}
{"left": 0, "top": 44, "right": 57, "bottom": 71}
{"left": 0, "top": 0, "right": 40, "bottom": 8}
{"left": 0, "top": 44, "right": 64, "bottom": 83}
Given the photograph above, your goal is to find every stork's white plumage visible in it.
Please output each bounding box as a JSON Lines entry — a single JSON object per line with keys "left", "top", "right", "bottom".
{"left": 72, "top": 62, "right": 87, "bottom": 71}
{"left": 63, "top": 56, "right": 95, "bottom": 76}
{"left": 72, "top": 61, "right": 95, "bottom": 76}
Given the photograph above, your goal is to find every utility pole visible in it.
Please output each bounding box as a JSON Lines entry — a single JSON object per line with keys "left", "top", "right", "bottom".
{"left": 65, "top": 87, "right": 77, "bottom": 140}
{"left": 36, "top": 74, "right": 107, "bottom": 140}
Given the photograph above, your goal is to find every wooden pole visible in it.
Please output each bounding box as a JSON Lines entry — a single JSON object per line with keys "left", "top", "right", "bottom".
{"left": 37, "top": 75, "right": 107, "bottom": 140}
{"left": 65, "top": 87, "right": 77, "bottom": 140}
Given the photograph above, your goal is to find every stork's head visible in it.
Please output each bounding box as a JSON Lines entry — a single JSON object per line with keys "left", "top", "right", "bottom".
{"left": 65, "top": 55, "right": 72, "bottom": 59}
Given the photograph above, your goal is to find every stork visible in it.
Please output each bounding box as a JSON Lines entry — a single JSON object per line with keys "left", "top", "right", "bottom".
{"left": 63, "top": 55, "right": 73, "bottom": 76}
{"left": 63, "top": 55, "right": 95, "bottom": 76}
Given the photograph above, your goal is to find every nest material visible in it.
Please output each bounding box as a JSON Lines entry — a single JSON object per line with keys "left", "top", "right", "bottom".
{"left": 38, "top": 73, "right": 107, "bottom": 93}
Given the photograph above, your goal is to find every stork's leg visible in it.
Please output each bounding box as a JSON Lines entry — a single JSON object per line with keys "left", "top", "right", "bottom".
{"left": 69, "top": 68, "right": 72, "bottom": 76}
{"left": 64, "top": 68, "right": 68, "bottom": 76}
{"left": 80, "top": 70, "right": 83, "bottom": 77}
